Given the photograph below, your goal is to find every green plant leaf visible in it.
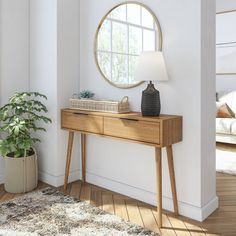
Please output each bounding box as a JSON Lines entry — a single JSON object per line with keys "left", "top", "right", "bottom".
{"left": 0, "top": 91, "right": 51, "bottom": 157}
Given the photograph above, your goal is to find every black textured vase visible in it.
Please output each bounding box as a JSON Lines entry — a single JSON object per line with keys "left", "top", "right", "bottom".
{"left": 141, "top": 81, "right": 160, "bottom": 116}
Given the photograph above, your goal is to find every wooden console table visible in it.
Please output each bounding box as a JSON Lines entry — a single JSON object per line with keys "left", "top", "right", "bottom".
{"left": 61, "top": 108, "right": 182, "bottom": 227}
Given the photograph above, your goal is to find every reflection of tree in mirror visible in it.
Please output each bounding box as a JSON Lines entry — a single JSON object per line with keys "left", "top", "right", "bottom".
{"left": 129, "top": 56, "right": 139, "bottom": 84}
{"left": 112, "top": 54, "right": 127, "bottom": 84}
{"left": 129, "top": 26, "right": 142, "bottom": 55}
{"left": 98, "top": 20, "right": 111, "bottom": 51}
{"left": 109, "top": 5, "right": 126, "bottom": 21}
{"left": 96, "top": 3, "right": 161, "bottom": 87}
{"left": 98, "top": 52, "right": 111, "bottom": 79}
{"left": 112, "top": 22, "right": 127, "bottom": 54}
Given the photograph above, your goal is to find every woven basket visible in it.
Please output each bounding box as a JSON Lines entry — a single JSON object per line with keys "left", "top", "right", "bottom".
{"left": 70, "top": 96, "right": 130, "bottom": 113}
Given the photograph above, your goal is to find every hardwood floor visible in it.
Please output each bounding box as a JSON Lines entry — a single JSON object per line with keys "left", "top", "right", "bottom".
{"left": 0, "top": 172, "right": 236, "bottom": 236}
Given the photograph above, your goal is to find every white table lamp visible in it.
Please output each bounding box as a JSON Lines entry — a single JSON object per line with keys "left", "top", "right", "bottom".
{"left": 135, "top": 51, "right": 169, "bottom": 116}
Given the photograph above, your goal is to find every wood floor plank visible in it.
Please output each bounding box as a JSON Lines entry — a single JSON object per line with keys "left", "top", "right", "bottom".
{"left": 0, "top": 185, "right": 6, "bottom": 199}
{"left": 151, "top": 207, "right": 176, "bottom": 236}
{"left": 79, "top": 182, "right": 91, "bottom": 203}
{"left": 58, "top": 183, "right": 72, "bottom": 196}
{"left": 184, "top": 221, "right": 206, "bottom": 236}
{"left": 36, "top": 181, "right": 50, "bottom": 191}
{"left": 219, "top": 195, "right": 236, "bottom": 201}
{"left": 205, "top": 233, "right": 221, "bottom": 236}
{"left": 217, "top": 184, "right": 236, "bottom": 189}
{"left": 70, "top": 181, "right": 81, "bottom": 199}
{"left": 113, "top": 194, "right": 129, "bottom": 221}
{"left": 90, "top": 185, "right": 102, "bottom": 209}
{"left": 216, "top": 179, "right": 236, "bottom": 183}
{"left": 217, "top": 176, "right": 236, "bottom": 180}
{"left": 138, "top": 203, "right": 161, "bottom": 234}
{"left": 217, "top": 191, "right": 236, "bottom": 196}
{"left": 204, "top": 217, "right": 236, "bottom": 226}
{"left": 220, "top": 200, "right": 236, "bottom": 206}
{"left": 102, "top": 191, "right": 115, "bottom": 214}
{"left": 207, "top": 211, "right": 236, "bottom": 219}
{"left": 217, "top": 181, "right": 236, "bottom": 186}
{"left": 202, "top": 223, "right": 236, "bottom": 234}
{"left": 0, "top": 192, "right": 15, "bottom": 202}
{"left": 167, "top": 215, "right": 192, "bottom": 236}
{"left": 217, "top": 205, "right": 236, "bottom": 212}
{"left": 160, "top": 214, "right": 177, "bottom": 236}
{"left": 222, "top": 233, "right": 236, "bottom": 236}
{"left": 125, "top": 199, "right": 144, "bottom": 227}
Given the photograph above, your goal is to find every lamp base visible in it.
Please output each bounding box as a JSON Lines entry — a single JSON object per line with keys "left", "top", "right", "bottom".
{"left": 141, "top": 81, "right": 160, "bottom": 116}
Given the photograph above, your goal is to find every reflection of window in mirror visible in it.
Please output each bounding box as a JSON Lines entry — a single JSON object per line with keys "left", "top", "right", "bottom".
{"left": 95, "top": 3, "right": 162, "bottom": 89}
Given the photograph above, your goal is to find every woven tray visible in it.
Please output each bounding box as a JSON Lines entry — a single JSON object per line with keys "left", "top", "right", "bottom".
{"left": 70, "top": 96, "right": 130, "bottom": 113}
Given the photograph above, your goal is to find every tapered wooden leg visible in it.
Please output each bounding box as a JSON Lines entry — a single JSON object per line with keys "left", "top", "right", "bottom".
{"left": 155, "top": 147, "right": 162, "bottom": 227}
{"left": 81, "top": 133, "right": 86, "bottom": 182}
{"left": 166, "top": 145, "right": 179, "bottom": 215}
{"left": 64, "top": 131, "right": 74, "bottom": 189}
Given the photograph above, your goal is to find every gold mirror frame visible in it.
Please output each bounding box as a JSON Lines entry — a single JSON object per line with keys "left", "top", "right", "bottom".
{"left": 94, "top": 1, "right": 163, "bottom": 89}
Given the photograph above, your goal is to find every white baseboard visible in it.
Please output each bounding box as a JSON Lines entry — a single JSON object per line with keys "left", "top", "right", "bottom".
{"left": 38, "top": 169, "right": 218, "bottom": 222}
{"left": 201, "top": 196, "right": 219, "bottom": 220}
{"left": 85, "top": 171, "right": 218, "bottom": 222}
{"left": 38, "top": 169, "right": 80, "bottom": 187}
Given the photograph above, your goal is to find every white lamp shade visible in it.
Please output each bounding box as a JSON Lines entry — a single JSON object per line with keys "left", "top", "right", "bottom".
{"left": 134, "top": 51, "right": 169, "bottom": 81}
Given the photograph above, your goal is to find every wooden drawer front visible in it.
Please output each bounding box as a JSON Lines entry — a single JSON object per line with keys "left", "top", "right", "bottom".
{"left": 104, "top": 117, "right": 160, "bottom": 144}
{"left": 61, "top": 111, "right": 103, "bottom": 134}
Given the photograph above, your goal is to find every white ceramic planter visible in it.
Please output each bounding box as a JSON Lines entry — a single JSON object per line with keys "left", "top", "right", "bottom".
{"left": 4, "top": 151, "right": 38, "bottom": 193}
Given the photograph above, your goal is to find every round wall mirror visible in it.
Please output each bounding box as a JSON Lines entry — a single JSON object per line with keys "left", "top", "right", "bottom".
{"left": 94, "top": 2, "right": 163, "bottom": 89}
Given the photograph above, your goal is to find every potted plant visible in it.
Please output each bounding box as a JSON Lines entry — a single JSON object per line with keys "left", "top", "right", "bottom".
{"left": 0, "top": 92, "right": 51, "bottom": 193}
{"left": 79, "top": 90, "right": 95, "bottom": 99}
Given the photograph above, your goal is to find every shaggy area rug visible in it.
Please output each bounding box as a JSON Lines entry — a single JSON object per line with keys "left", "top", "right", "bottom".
{"left": 0, "top": 187, "right": 159, "bottom": 236}
{"left": 216, "top": 144, "right": 236, "bottom": 175}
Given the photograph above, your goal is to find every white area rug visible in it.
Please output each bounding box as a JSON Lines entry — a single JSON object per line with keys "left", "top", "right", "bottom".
{"left": 216, "top": 145, "right": 236, "bottom": 175}
{"left": 0, "top": 188, "right": 159, "bottom": 236}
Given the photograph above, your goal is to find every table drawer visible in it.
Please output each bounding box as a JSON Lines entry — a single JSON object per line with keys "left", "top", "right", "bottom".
{"left": 61, "top": 111, "right": 103, "bottom": 134}
{"left": 104, "top": 117, "right": 160, "bottom": 144}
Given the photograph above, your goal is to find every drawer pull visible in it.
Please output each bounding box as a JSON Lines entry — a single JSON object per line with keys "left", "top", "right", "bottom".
{"left": 120, "top": 118, "right": 139, "bottom": 122}
{"left": 73, "top": 112, "right": 88, "bottom": 116}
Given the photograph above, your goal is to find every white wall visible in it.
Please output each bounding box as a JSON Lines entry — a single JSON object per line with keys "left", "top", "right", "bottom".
{"left": 0, "top": 0, "right": 30, "bottom": 184}
{"left": 79, "top": 0, "right": 217, "bottom": 221}
{"left": 216, "top": 0, "right": 236, "bottom": 92}
{"left": 0, "top": 0, "right": 80, "bottom": 186}
{"left": 201, "top": 0, "right": 217, "bottom": 213}
{"left": 30, "top": 0, "right": 80, "bottom": 186}
{"left": 0, "top": 0, "right": 217, "bottom": 222}
{"left": 216, "top": 0, "right": 236, "bottom": 13}
{"left": 216, "top": 76, "right": 236, "bottom": 92}
{"left": 57, "top": 0, "right": 80, "bottom": 182}
{"left": 30, "top": 0, "right": 59, "bottom": 183}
